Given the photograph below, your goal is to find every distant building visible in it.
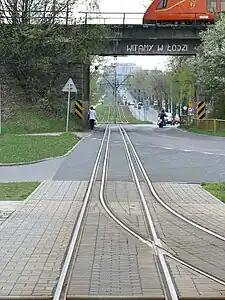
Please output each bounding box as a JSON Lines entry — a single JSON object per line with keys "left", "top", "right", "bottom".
{"left": 115, "top": 63, "right": 139, "bottom": 84}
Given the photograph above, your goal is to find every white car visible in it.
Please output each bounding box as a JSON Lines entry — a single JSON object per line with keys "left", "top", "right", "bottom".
{"left": 165, "top": 112, "right": 172, "bottom": 124}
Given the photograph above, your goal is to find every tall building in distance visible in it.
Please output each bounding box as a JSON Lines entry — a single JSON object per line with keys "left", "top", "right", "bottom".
{"left": 115, "top": 63, "right": 139, "bottom": 83}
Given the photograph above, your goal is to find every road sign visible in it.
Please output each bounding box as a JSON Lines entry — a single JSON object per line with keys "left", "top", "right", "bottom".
{"left": 62, "top": 78, "right": 77, "bottom": 93}
{"left": 198, "top": 101, "right": 206, "bottom": 119}
{"left": 183, "top": 106, "right": 187, "bottom": 111}
{"left": 62, "top": 78, "right": 77, "bottom": 132}
{"left": 75, "top": 100, "right": 83, "bottom": 119}
{"left": 188, "top": 100, "right": 193, "bottom": 108}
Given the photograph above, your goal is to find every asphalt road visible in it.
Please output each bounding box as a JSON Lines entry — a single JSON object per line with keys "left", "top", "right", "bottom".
{"left": 129, "top": 105, "right": 158, "bottom": 123}
{"left": 125, "top": 125, "right": 225, "bottom": 183}
{"left": 1, "top": 125, "right": 225, "bottom": 183}
{"left": 120, "top": 90, "right": 159, "bottom": 123}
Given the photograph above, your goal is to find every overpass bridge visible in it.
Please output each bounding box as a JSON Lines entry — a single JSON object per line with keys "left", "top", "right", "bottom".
{"left": 95, "top": 24, "right": 203, "bottom": 56}
{"left": 68, "top": 12, "right": 208, "bottom": 125}
{"left": 80, "top": 12, "right": 207, "bottom": 55}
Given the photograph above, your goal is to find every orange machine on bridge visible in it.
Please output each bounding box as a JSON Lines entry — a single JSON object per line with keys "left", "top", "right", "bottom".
{"left": 143, "top": 0, "right": 225, "bottom": 24}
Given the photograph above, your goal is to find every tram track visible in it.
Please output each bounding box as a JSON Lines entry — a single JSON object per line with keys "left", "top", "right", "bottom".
{"left": 53, "top": 124, "right": 225, "bottom": 300}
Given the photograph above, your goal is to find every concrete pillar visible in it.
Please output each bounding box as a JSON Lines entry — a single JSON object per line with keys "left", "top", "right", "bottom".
{"left": 71, "top": 62, "right": 90, "bottom": 130}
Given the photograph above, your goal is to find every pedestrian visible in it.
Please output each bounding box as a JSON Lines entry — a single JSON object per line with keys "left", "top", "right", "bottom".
{"left": 88, "top": 106, "right": 97, "bottom": 130}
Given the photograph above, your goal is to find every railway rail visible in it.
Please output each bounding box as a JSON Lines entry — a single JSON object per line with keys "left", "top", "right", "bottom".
{"left": 52, "top": 125, "right": 225, "bottom": 300}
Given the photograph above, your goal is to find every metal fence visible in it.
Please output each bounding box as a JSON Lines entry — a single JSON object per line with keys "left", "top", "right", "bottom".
{"left": 190, "top": 118, "right": 225, "bottom": 132}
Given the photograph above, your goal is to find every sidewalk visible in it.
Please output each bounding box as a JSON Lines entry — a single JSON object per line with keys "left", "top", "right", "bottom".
{"left": 0, "top": 180, "right": 88, "bottom": 297}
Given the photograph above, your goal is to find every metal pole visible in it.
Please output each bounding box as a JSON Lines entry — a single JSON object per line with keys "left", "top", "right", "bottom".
{"left": 0, "top": 84, "right": 1, "bottom": 135}
{"left": 66, "top": 87, "right": 71, "bottom": 132}
{"left": 114, "top": 58, "right": 117, "bottom": 124}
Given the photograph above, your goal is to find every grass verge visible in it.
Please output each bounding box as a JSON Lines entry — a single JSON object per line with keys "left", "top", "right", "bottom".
{"left": 0, "top": 133, "right": 79, "bottom": 163}
{"left": 0, "top": 182, "right": 40, "bottom": 200}
{"left": 2, "top": 108, "right": 83, "bottom": 134}
{"left": 201, "top": 182, "right": 225, "bottom": 203}
{"left": 186, "top": 128, "right": 225, "bottom": 137}
{"left": 95, "top": 104, "right": 152, "bottom": 124}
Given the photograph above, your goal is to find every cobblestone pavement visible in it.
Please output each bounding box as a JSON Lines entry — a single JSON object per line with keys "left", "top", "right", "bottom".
{"left": 141, "top": 182, "right": 225, "bottom": 285}
{"left": 0, "top": 180, "right": 87, "bottom": 297}
{"left": 153, "top": 182, "right": 225, "bottom": 237}
{"left": 68, "top": 182, "right": 164, "bottom": 298}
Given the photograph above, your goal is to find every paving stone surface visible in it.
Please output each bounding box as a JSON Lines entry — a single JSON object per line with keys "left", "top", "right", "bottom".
{"left": 141, "top": 182, "right": 225, "bottom": 288}
{"left": 68, "top": 182, "right": 164, "bottom": 298}
{"left": 153, "top": 182, "right": 225, "bottom": 237}
{"left": 105, "top": 181, "right": 148, "bottom": 238}
{"left": 0, "top": 180, "right": 87, "bottom": 297}
{"left": 0, "top": 201, "right": 22, "bottom": 225}
{"left": 167, "top": 257, "right": 225, "bottom": 298}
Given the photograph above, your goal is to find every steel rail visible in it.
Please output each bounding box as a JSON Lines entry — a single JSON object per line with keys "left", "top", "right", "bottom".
{"left": 98, "top": 125, "right": 225, "bottom": 290}
{"left": 119, "top": 126, "right": 178, "bottom": 300}
{"left": 121, "top": 126, "right": 225, "bottom": 242}
{"left": 99, "top": 125, "right": 152, "bottom": 248}
{"left": 53, "top": 125, "right": 109, "bottom": 300}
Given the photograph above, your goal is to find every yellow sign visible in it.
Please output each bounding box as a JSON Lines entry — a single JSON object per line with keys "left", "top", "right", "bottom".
{"left": 74, "top": 100, "right": 83, "bottom": 119}
{"left": 188, "top": 100, "right": 193, "bottom": 108}
{"left": 198, "top": 101, "right": 206, "bottom": 120}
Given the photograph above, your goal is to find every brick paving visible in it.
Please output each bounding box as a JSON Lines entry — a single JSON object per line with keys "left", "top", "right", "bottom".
{"left": 68, "top": 182, "right": 164, "bottom": 298}
{"left": 141, "top": 182, "right": 225, "bottom": 291}
{"left": 0, "top": 180, "right": 88, "bottom": 297}
{"left": 105, "top": 181, "right": 148, "bottom": 238}
{"left": 153, "top": 182, "right": 225, "bottom": 236}
{"left": 0, "top": 178, "right": 224, "bottom": 298}
{"left": 167, "top": 257, "right": 225, "bottom": 298}
{"left": 0, "top": 201, "right": 22, "bottom": 225}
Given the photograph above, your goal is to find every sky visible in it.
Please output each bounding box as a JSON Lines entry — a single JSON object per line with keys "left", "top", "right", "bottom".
{"left": 98, "top": 0, "right": 169, "bottom": 71}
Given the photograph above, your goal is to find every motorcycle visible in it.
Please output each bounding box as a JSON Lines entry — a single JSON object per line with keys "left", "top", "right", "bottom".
{"left": 158, "top": 118, "right": 166, "bottom": 128}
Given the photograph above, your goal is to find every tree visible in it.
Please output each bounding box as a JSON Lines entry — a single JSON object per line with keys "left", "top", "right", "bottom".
{"left": 0, "top": 0, "right": 108, "bottom": 115}
{"left": 191, "top": 14, "right": 225, "bottom": 118}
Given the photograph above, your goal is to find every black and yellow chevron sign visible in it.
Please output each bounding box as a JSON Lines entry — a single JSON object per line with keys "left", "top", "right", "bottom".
{"left": 198, "top": 101, "right": 206, "bottom": 119}
{"left": 74, "top": 100, "right": 83, "bottom": 119}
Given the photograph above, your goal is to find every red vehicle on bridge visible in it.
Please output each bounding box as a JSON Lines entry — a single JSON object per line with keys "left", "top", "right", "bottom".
{"left": 143, "top": 0, "right": 225, "bottom": 24}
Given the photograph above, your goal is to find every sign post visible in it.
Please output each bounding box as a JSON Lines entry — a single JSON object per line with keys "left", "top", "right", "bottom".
{"left": 62, "top": 78, "right": 77, "bottom": 132}
{"left": 0, "top": 85, "right": 1, "bottom": 135}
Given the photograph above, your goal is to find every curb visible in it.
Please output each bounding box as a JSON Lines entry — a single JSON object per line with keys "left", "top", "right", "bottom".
{"left": 0, "top": 133, "right": 93, "bottom": 167}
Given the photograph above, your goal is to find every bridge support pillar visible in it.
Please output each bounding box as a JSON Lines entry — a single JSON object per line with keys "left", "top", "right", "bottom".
{"left": 71, "top": 62, "right": 90, "bottom": 130}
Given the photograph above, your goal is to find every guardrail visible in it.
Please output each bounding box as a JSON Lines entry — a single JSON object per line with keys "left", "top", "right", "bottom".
{"left": 190, "top": 118, "right": 225, "bottom": 132}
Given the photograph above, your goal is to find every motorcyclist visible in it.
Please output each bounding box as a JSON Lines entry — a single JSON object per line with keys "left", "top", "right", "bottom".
{"left": 158, "top": 109, "right": 167, "bottom": 125}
